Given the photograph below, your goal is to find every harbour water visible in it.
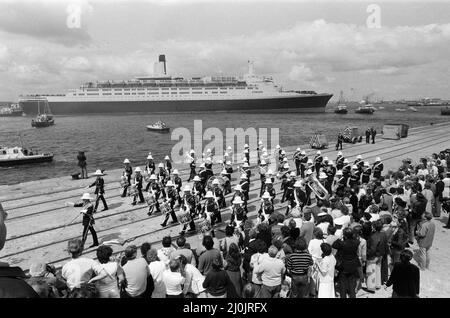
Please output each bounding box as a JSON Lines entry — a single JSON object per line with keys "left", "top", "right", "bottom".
{"left": 0, "top": 103, "right": 447, "bottom": 185}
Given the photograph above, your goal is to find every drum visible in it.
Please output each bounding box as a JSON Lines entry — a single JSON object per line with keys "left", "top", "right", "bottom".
{"left": 160, "top": 201, "right": 171, "bottom": 215}
{"left": 206, "top": 176, "right": 226, "bottom": 191}
{"left": 199, "top": 218, "right": 212, "bottom": 233}
{"left": 128, "top": 185, "right": 137, "bottom": 197}
{"left": 146, "top": 193, "right": 156, "bottom": 206}
{"left": 177, "top": 209, "right": 192, "bottom": 225}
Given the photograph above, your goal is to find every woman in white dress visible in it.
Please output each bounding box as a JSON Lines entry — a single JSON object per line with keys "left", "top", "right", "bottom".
{"left": 147, "top": 248, "right": 167, "bottom": 298}
{"left": 316, "top": 243, "right": 336, "bottom": 298}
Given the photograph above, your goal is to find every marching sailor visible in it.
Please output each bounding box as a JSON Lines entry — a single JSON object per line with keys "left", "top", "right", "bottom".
{"left": 202, "top": 191, "right": 222, "bottom": 237}
{"left": 145, "top": 174, "right": 162, "bottom": 212}
{"left": 299, "top": 150, "right": 308, "bottom": 178}
{"left": 281, "top": 171, "right": 296, "bottom": 204}
{"left": 294, "top": 180, "right": 308, "bottom": 211}
{"left": 89, "top": 169, "right": 108, "bottom": 211}
{"left": 257, "top": 140, "right": 263, "bottom": 164}
{"left": 242, "top": 161, "right": 251, "bottom": 182}
{"left": 361, "top": 162, "right": 372, "bottom": 184}
{"left": 322, "top": 156, "right": 329, "bottom": 170}
{"left": 243, "top": 144, "right": 250, "bottom": 163}
{"left": 187, "top": 149, "right": 196, "bottom": 182}
{"left": 157, "top": 162, "right": 169, "bottom": 187}
{"left": 164, "top": 155, "right": 172, "bottom": 175}
{"left": 342, "top": 158, "right": 351, "bottom": 178}
{"left": 231, "top": 184, "right": 247, "bottom": 212}
{"left": 230, "top": 197, "right": 247, "bottom": 229}
{"left": 122, "top": 159, "right": 133, "bottom": 197}
{"left": 212, "top": 178, "right": 226, "bottom": 208}
{"left": 263, "top": 178, "right": 276, "bottom": 204}
{"left": 304, "top": 169, "right": 314, "bottom": 204}
{"left": 314, "top": 150, "right": 323, "bottom": 176}
{"left": 160, "top": 180, "right": 179, "bottom": 227}
{"left": 266, "top": 169, "right": 275, "bottom": 184}
{"left": 325, "top": 161, "right": 336, "bottom": 193}
{"left": 372, "top": 157, "right": 384, "bottom": 180}
{"left": 306, "top": 158, "right": 314, "bottom": 173}
{"left": 205, "top": 157, "right": 213, "bottom": 171}
{"left": 334, "top": 170, "right": 346, "bottom": 197}
{"left": 221, "top": 169, "right": 232, "bottom": 195}
{"left": 239, "top": 173, "right": 250, "bottom": 202}
{"left": 145, "top": 154, "right": 155, "bottom": 175}
{"left": 348, "top": 165, "right": 360, "bottom": 189}
{"left": 192, "top": 175, "right": 206, "bottom": 199}
{"left": 259, "top": 159, "right": 268, "bottom": 197}
{"left": 132, "top": 167, "right": 146, "bottom": 205}
{"left": 293, "top": 148, "right": 302, "bottom": 176}
{"left": 336, "top": 151, "right": 345, "bottom": 170}
{"left": 354, "top": 155, "right": 364, "bottom": 172}
{"left": 258, "top": 191, "right": 274, "bottom": 222}
{"left": 179, "top": 186, "right": 197, "bottom": 235}
{"left": 172, "top": 169, "right": 183, "bottom": 205}
{"left": 73, "top": 193, "right": 99, "bottom": 248}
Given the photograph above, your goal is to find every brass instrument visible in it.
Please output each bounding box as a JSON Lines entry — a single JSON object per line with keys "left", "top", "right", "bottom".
{"left": 306, "top": 175, "right": 329, "bottom": 200}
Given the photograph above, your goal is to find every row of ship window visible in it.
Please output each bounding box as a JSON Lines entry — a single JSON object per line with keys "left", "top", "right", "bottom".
{"left": 81, "top": 91, "right": 263, "bottom": 96}
{"left": 83, "top": 87, "right": 258, "bottom": 91}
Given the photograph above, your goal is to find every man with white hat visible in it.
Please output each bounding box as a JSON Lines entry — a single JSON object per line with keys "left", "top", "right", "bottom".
{"left": 349, "top": 165, "right": 360, "bottom": 189}
{"left": 171, "top": 169, "right": 183, "bottom": 205}
{"left": 212, "top": 178, "right": 226, "bottom": 208}
{"left": 336, "top": 151, "right": 345, "bottom": 170}
{"left": 72, "top": 193, "right": 99, "bottom": 248}
{"left": 88, "top": 169, "right": 108, "bottom": 211}
{"left": 145, "top": 154, "right": 155, "bottom": 175}
{"left": 187, "top": 151, "right": 196, "bottom": 182}
{"left": 354, "top": 155, "right": 364, "bottom": 172}
{"left": 132, "top": 167, "right": 145, "bottom": 205}
{"left": 157, "top": 162, "right": 168, "bottom": 187}
{"left": 293, "top": 148, "right": 302, "bottom": 176}
{"left": 205, "top": 157, "right": 213, "bottom": 170}
{"left": 199, "top": 162, "right": 214, "bottom": 186}
{"left": 122, "top": 159, "right": 133, "bottom": 197}
{"left": 299, "top": 150, "right": 308, "bottom": 178}
{"left": 164, "top": 155, "right": 172, "bottom": 175}
{"left": 161, "top": 181, "right": 179, "bottom": 227}
{"left": 314, "top": 150, "right": 323, "bottom": 177}
{"left": 293, "top": 180, "right": 307, "bottom": 210}
{"left": 264, "top": 178, "right": 276, "bottom": 204}
{"left": 192, "top": 175, "right": 206, "bottom": 199}
{"left": 221, "top": 169, "right": 232, "bottom": 195}
{"left": 179, "top": 186, "right": 197, "bottom": 234}
{"left": 239, "top": 173, "right": 250, "bottom": 202}
{"left": 243, "top": 146, "right": 250, "bottom": 163}
{"left": 258, "top": 191, "right": 274, "bottom": 220}
{"left": 372, "top": 157, "right": 384, "bottom": 180}
{"left": 342, "top": 158, "right": 351, "bottom": 178}
{"left": 231, "top": 184, "right": 247, "bottom": 212}
{"left": 361, "top": 162, "right": 372, "bottom": 184}
{"left": 201, "top": 191, "right": 221, "bottom": 237}
{"left": 230, "top": 196, "right": 247, "bottom": 229}
{"left": 281, "top": 171, "right": 296, "bottom": 208}
{"left": 259, "top": 160, "right": 268, "bottom": 197}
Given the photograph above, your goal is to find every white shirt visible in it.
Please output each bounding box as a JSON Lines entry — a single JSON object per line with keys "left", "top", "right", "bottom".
{"left": 162, "top": 270, "right": 185, "bottom": 295}
{"left": 122, "top": 258, "right": 149, "bottom": 297}
{"left": 93, "top": 262, "right": 120, "bottom": 294}
{"left": 62, "top": 257, "right": 96, "bottom": 290}
{"left": 317, "top": 255, "right": 336, "bottom": 284}
{"left": 308, "top": 238, "right": 325, "bottom": 261}
{"left": 157, "top": 247, "right": 176, "bottom": 267}
{"left": 148, "top": 260, "right": 167, "bottom": 298}
{"left": 250, "top": 253, "right": 268, "bottom": 284}
{"left": 183, "top": 263, "right": 205, "bottom": 294}
{"left": 253, "top": 256, "right": 285, "bottom": 287}
{"left": 334, "top": 215, "right": 351, "bottom": 228}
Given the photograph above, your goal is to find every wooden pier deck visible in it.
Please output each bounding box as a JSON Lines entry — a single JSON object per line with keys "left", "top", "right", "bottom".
{"left": 1, "top": 121, "right": 449, "bottom": 298}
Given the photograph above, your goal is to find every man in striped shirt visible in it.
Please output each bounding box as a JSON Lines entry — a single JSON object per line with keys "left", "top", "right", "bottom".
{"left": 286, "top": 238, "right": 313, "bottom": 298}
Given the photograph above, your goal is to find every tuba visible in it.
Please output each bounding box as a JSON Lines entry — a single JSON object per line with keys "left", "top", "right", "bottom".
{"left": 306, "top": 175, "right": 329, "bottom": 200}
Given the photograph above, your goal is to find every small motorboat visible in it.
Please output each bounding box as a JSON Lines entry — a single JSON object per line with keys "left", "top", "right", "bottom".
{"left": 441, "top": 107, "right": 450, "bottom": 116}
{"left": 334, "top": 90, "right": 348, "bottom": 114}
{"left": 395, "top": 108, "right": 407, "bottom": 112}
{"left": 0, "top": 146, "right": 53, "bottom": 166}
{"left": 0, "top": 103, "right": 24, "bottom": 117}
{"left": 147, "top": 120, "right": 170, "bottom": 133}
{"left": 355, "top": 95, "right": 376, "bottom": 114}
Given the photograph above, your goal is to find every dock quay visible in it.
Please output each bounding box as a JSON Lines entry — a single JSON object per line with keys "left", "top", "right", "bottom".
{"left": 1, "top": 121, "right": 450, "bottom": 298}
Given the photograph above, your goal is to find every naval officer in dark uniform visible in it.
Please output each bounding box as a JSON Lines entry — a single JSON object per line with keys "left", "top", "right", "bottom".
{"left": 73, "top": 193, "right": 99, "bottom": 248}
{"left": 89, "top": 169, "right": 108, "bottom": 211}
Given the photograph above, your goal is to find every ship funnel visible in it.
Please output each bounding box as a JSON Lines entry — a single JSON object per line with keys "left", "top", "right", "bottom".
{"left": 154, "top": 54, "right": 167, "bottom": 76}
{"left": 247, "top": 60, "right": 254, "bottom": 76}
{"left": 159, "top": 55, "right": 166, "bottom": 75}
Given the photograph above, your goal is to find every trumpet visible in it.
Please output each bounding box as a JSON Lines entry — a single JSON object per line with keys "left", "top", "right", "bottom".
{"left": 306, "top": 175, "right": 329, "bottom": 200}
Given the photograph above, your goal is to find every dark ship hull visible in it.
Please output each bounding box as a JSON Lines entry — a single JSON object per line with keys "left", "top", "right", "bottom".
{"left": 20, "top": 94, "right": 333, "bottom": 115}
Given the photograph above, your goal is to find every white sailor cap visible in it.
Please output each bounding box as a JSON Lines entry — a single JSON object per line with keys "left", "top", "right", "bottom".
{"left": 276, "top": 145, "right": 280, "bottom": 149}
{"left": 135, "top": 167, "right": 142, "bottom": 172}
{"left": 158, "top": 163, "right": 164, "bottom": 168}
{"left": 356, "top": 155, "right": 362, "bottom": 160}
{"left": 316, "top": 150, "right": 321, "bottom": 155}
{"left": 212, "top": 178, "right": 219, "bottom": 185}
{"left": 319, "top": 172, "right": 327, "bottom": 179}
{"left": 235, "top": 185, "right": 242, "bottom": 191}
{"left": 301, "top": 150, "right": 306, "bottom": 155}
{"left": 283, "top": 163, "right": 290, "bottom": 169}
{"left": 150, "top": 174, "right": 157, "bottom": 180}
{"left": 193, "top": 175, "right": 201, "bottom": 181}
{"left": 364, "top": 162, "right": 370, "bottom": 167}
{"left": 260, "top": 160, "right": 266, "bottom": 165}
{"left": 226, "top": 161, "right": 231, "bottom": 165}
{"left": 233, "top": 197, "right": 243, "bottom": 204}
{"left": 352, "top": 165, "right": 358, "bottom": 170}
{"left": 376, "top": 157, "right": 381, "bottom": 162}
{"left": 336, "top": 170, "right": 343, "bottom": 176}
{"left": 296, "top": 148, "right": 301, "bottom": 152}
{"left": 294, "top": 180, "right": 303, "bottom": 187}
{"left": 166, "top": 180, "right": 174, "bottom": 187}
{"left": 243, "top": 162, "right": 249, "bottom": 167}
{"left": 262, "top": 192, "right": 271, "bottom": 199}
{"left": 265, "top": 179, "right": 272, "bottom": 184}
{"left": 283, "top": 157, "right": 288, "bottom": 162}
{"left": 323, "top": 157, "right": 329, "bottom": 161}
{"left": 123, "top": 158, "right": 130, "bottom": 164}
{"left": 240, "top": 174, "right": 247, "bottom": 179}
{"left": 244, "top": 144, "right": 249, "bottom": 148}
{"left": 172, "top": 169, "right": 179, "bottom": 174}
{"left": 344, "top": 159, "right": 349, "bottom": 164}
{"left": 183, "top": 185, "right": 191, "bottom": 192}
{"left": 337, "top": 151, "right": 343, "bottom": 156}
{"left": 81, "top": 193, "right": 93, "bottom": 201}
{"left": 328, "top": 160, "right": 334, "bottom": 165}
{"left": 221, "top": 169, "right": 227, "bottom": 174}
{"left": 307, "top": 159, "right": 313, "bottom": 164}
{"left": 290, "top": 171, "right": 296, "bottom": 177}
{"left": 205, "top": 191, "right": 214, "bottom": 198}
{"left": 164, "top": 155, "right": 170, "bottom": 160}
{"left": 267, "top": 169, "right": 273, "bottom": 175}
{"left": 306, "top": 169, "right": 313, "bottom": 175}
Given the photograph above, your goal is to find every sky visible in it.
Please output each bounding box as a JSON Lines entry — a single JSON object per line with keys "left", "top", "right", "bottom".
{"left": 1, "top": 0, "right": 450, "bottom": 102}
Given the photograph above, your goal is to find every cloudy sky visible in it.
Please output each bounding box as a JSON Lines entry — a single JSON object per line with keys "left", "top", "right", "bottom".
{"left": 1, "top": 0, "right": 450, "bottom": 102}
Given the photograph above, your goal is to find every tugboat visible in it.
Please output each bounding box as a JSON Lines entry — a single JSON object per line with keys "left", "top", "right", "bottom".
{"left": 0, "top": 103, "right": 24, "bottom": 117}
{"left": 31, "top": 99, "right": 54, "bottom": 128}
{"left": 334, "top": 91, "right": 348, "bottom": 114}
{"left": 147, "top": 120, "right": 170, "bottom": 133}
{"left": 355, "top": 96, "right": 375, "bottom": 114}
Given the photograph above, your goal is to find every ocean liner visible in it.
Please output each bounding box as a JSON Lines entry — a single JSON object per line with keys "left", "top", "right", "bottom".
{"left": 19, "top": 55, "right": 332, "bottom": 115}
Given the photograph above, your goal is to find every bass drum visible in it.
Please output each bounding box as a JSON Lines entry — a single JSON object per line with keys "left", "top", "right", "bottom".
{"left": 206, "top": 176, "right": 226, "bottom": 191}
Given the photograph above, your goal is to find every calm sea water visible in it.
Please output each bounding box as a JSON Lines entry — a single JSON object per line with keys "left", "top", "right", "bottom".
{"left": 0, "top": 103, "right": 447, "bottom": 185}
